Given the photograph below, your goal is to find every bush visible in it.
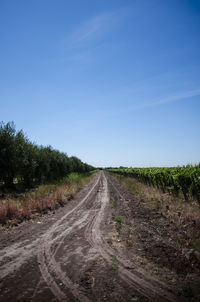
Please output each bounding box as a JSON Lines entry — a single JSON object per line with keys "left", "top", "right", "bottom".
{"left": 0, "top": 121, "right": 94, "bottom": 190}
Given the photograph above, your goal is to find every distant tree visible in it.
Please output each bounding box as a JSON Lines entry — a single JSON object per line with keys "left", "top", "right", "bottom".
{"left": 0, "top": 122, "right": 17, "bottom": 188}
{"left": 0, "top": 121, "right": 95, "bottom": 190}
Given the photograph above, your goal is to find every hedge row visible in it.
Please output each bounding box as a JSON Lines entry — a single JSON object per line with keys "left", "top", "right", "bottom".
{"left": 0, "top": 121, "right": 94, "bottom": 189}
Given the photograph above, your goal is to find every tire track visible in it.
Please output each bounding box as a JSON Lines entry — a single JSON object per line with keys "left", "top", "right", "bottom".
{"left": 85, "top": 172, "right": 179, "bottom": 302}
{"left": 1, "top": 172, "right": 183, "bottom": 301}
{"left": 36, "top": 173, "right": 102, "bottom": 302}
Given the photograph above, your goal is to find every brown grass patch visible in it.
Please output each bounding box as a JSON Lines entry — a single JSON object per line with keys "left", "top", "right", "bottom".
{"left": 112, "top": 174, "right": 200, "bottom": 248}
{"left": 0, "top": 172, "right": 96, "bottom": 225}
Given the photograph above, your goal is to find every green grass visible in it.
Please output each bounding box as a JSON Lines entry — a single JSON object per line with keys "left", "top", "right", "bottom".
{"left": 114, "top": 216, "right": 123, "bottom": 231}
{"left": 66, "top": 171, "right": 94, "bottom": 184}
{"left": 114, "top": 216, "right": 123, "bottom": 223}
{"left": 110, "top": 255, "right": 118, "bottom": 270}
{"left": 110, "top": 199, "right": 115, "bottom": 208}
{"left": 67, "top": 173, "right": 83, "bottom": 184}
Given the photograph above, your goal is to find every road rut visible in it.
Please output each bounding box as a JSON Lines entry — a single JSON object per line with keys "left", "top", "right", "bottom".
{"left": 0, "top": 172, "right": 191, "bottom": 301}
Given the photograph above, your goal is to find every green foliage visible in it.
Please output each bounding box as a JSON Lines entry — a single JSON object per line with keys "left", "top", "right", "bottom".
{"left": 67, "top": 173, "right": 83, "bottom": 184}
{"left": 110, "top": 255, "right": 118, "bottom": 270}
{"left": 114, "top": 216, "right": 123, "bottom": 223}
{"left": 108, "top": 165, "right": 200, "bottom": 204}
{"left": 114, "top": 216, "right": 123, "bottom": 231}
{"left": 0, "top": 121, "right": 94, "bottom": 190}
{"left": 110, "top": 199, "right": 115, "bottom": 208}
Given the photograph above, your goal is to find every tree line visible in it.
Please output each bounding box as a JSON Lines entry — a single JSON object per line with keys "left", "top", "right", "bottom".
{"left": 0, "top": 121, "right": 94, "bottom": 189}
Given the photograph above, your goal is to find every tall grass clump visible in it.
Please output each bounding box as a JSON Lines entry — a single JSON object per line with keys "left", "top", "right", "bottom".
{"left": 0, "top": 171, "right": 96, "bottom": 225}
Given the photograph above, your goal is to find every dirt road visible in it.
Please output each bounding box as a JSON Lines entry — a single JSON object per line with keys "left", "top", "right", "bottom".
{"left": 0, "top": 172, "right": 199, "bottom": 301}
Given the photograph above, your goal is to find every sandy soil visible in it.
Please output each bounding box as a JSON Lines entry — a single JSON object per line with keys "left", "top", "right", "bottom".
{"left": 0, "top": 171, "right": 199, "bottom": 302}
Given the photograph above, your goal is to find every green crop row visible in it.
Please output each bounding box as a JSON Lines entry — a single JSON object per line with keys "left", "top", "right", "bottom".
{"left": 107, "top": 165, "right": 200, "bottom": 204}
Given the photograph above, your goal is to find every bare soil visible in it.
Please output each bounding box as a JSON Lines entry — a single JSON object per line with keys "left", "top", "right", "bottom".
{"left": 0, "top": 171, "right": 200, "bottom": 302}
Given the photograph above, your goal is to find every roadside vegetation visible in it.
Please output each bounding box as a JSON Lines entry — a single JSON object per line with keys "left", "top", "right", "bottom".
{"left": 114, "top": 216, "right": 123, "bottom": 232}
{"left": 108, "top": 166, "right": 200, "bottom": 204}
{"left": 0, "top": 121, "right": 95, "bottom": 225}
{"left": 0, "top": 121, "right": 94, "bottom": 190}
{"left": 109, "top": 199, "right": 115, "bottom": 208}
{"left": 0, "top": 171, "right": 96, "bottom": 225}
{"left": 110, "top": 255, "right": 118, "bottom": 270}
{"left": 108, "top": 171, "right": 200, "bottom": 254}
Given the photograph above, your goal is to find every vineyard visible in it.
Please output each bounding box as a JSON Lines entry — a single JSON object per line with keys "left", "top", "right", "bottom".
{"left": 108, "top": 165, "right": 200, "bottom": 204}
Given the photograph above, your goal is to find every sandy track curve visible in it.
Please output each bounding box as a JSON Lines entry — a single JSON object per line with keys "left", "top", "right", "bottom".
{"left": 36, "top": 174, "right": 101, "bottom": 302}
{"left": 85, "top": 172, "right": 178, "bottom": 302}
{"left": 0, "top": 171, "right": 184, "bottom": 301}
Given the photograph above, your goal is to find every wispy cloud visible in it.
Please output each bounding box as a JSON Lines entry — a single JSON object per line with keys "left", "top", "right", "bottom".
{"left": 142, "top": 89, "right": 200, "bottom": 108}
{"left": 109, "top": 89, "right": 200, "bottom": 117}
{"left": 58, "top": 7, "right": 129, "bottom": 64}
{"left": 61, "top": 8, "right": 127, "bottom": 49}
{"left": 70, "top": 12, "right": 113, "bottom": 44}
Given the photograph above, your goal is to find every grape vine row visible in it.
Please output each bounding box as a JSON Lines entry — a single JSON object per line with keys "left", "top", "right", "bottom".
{"left": 108, "top": 164, "right": 200, "bottom": 204}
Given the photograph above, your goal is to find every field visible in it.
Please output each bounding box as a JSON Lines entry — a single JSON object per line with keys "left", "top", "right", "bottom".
{"left": 1, "top": 171, "right": 200, "bottom": 301}
{"left": 1, "top": 122, "right": 200, "bottom": 301}
{"left": 108, "top": 165, "right": 200, "bottom": 203}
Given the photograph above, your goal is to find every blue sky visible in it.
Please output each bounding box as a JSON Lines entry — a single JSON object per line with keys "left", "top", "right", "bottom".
{"left": 1, "top": 0, "right": 200, "bottom": 167}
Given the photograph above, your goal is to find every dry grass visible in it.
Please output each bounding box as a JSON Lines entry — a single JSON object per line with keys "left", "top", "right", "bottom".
{"left": 0, "top": 172, "right": 96, "bottom": 225}
{"left": 112, "top": 174, "right": 200, "bottom": 246}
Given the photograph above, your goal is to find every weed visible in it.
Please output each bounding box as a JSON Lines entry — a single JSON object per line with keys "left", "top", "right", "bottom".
{"left": 2, "top": 243, "right": 8, "bottom": 247}
{"left": 110, "top": 255, "right": 118, "bottom": 270}
{"left": 110, "top": 199, "right": 115, "bottom": 208}
{"left": 67, "top": 173, "right": 82, "bottom": 184}
{"left": 152, "top": 198, "right": 161, "bottom": 210}
{"left": 40, "top": 226, "right": 48, "bottom": 232}
{"left": 112, "top": 174, "right": 200, "bottom": 242}
{"left": 114, "top": 216, "right": 123, "bottom": 231}
{"left": 114, "top": 216, "right": 123, "bottom": 223}
{"left": 131, "top": 189, "right": 139, "bottom": 195}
